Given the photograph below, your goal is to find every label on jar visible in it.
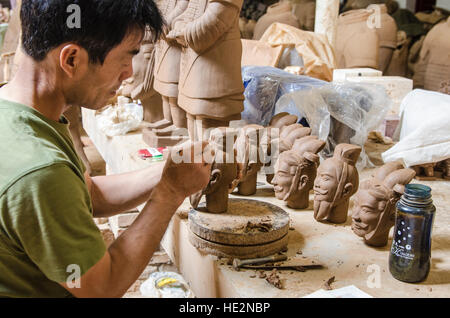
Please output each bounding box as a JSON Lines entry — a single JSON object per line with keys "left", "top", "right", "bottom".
{"left": 390, "top": 220, "right": 415, "bottom": 260}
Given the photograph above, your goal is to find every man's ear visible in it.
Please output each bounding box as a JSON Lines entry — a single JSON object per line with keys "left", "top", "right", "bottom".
{"left": 59, "top": 44, "right": 84, "bottom": 78}
{"left": 342, "top": 183, "right": 354, "bottom": 199}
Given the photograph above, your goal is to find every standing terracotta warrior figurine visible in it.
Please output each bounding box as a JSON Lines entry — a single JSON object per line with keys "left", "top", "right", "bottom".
{"left": 313, "top": 143, "right": 361, "bottom": 224}
{"left": 121, "top": 29, "right": 164, "bottom": 123}
{"left": 167, "top": 0, "right": 245, "bottom": 141}
{"left": 352, "top": 162, "right": 415, "bottom": 247}
{"left": 272, "top": 136, "right": 325, "bottom": 209}
{"left": 233, "top": 124, "right": 265, "bottom": 196}
{"left": 151, "top": 0, "right": 189, "bottom": 130}
{"left": 190, "top": 127, "right": 238, "bottom": 213}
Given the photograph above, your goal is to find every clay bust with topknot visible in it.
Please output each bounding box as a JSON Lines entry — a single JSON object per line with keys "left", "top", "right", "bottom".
{"left": 313, "top": 143, "right": 362, "bottom": 224}
{"left": 352, "top": 161, "right": 415, "bottom": 247}
{"left": 190, "top": 127, "right": 238, "bottom": 213}
{"left": 233, "top": 124, "right": 265, "bottom": 196}
{"left": 272, "top": 136, "right": 325, "bottom": 209}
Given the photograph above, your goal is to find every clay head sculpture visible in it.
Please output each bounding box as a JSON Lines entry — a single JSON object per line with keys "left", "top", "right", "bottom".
{"left": 272, "top": 136, "right": 325, "bottom": 209}
{"left": 313, "top": 143, "right": 362, "bottom": 224}
{"left": 279, "top": 124, "right": 312, "bottom": 153}
{"left": 190, "top": 127, "right": 238, "bottom": 213}
{"left": 352, "top": 162, "right": 416, "bottom": 246}
{"left": 233, "top": 124, "right": 265, "bottom": 195}
{"left": 264, "top": 113, "right": 299, "bottom": 184}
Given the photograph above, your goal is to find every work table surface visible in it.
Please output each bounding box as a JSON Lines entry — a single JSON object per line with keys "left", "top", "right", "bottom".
{"left": 83, "top": 108, "right": 450, "bottom": 298}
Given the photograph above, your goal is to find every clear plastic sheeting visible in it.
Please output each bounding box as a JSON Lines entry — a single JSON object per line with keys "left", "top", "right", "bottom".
{"left": 241, "top": 66, "right": 326, "bottom": 126}
{"left": 275, "top": 83, "right": 391, "bottom": 168}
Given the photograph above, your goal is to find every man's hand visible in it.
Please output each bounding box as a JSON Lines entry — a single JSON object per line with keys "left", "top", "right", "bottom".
{"left": 154, "top": 141, "right": 213, "bottom": 203}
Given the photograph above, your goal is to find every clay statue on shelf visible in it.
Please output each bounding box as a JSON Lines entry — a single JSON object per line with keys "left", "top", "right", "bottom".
{"left": 167, "top": 0, "right": 245, "bottom": 141}
{"left": 352, "top": 161, "right": 415, "bottom": 247}
{"left": 151, "top": 0, "right": 189, "bottom": 131}
{"left": 121, "top": 29, "right": 163, "bottom": 123}
{"left": 313, "top": 143, "right": 362, "bottom": 224}
{"left": 252, "top": 1, "right": 299, "bottom": 40}
{"left": 272, "top": 136, "right": 326, "bottom": 209}
{"left": 190, "top": 127, "right": 238, "bottom": 213}
{"left": 233, "top": 124, "right": 265, "bottom": 196}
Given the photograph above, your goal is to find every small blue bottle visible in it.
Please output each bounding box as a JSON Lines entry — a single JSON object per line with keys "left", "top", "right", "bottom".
{"left": 389, "top": 184, "right": 436, "bottom": 283}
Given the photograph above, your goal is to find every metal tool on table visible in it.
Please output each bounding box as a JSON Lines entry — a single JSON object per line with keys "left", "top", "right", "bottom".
{"left": 233, "top": 254, "right": 324, "bottom": 272}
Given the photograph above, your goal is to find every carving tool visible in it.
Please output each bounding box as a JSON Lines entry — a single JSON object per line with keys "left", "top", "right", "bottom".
{"left": 232, "top": 254, "right": 288, "bottom": 270}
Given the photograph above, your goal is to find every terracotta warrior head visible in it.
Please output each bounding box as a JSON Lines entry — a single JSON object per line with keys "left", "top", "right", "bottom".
{"left": 234, "top": 124, "right": 265, "bottom": 195}
{"left": 122, "top": 29, "right": 156, "bottom": 100}
{"left": 313, "top": 143, "right": 362, "bottom": 224}
{"left": 272, "top": 136, "right": 325, "bottom": 209}
{"left": 278, "top": 124, "right": 312, "bottom": 153}
{"left": 352, "top": 162, "right": 415, "bottom": 247}
{"left": 190, "top": 127, "right": 238, "bottom": 213}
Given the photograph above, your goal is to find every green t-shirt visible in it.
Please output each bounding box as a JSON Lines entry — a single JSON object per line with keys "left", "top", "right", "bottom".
{"left": 0, "top": 99, "right": 107, "bottom": 298}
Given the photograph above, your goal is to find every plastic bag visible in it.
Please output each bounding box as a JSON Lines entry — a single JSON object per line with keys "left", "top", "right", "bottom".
{"left": 96, "top": 102, "right": 143, "bottom": 137}
{"left": 382, "top": 89, "right": 450, "bottom": 167}
{"left": 275, "top": 83, "right": 391, "bottom": 169}
{"left": 241, "top": 66, "right": 326, "bottom": 126}
{"left": 140, "top": 272, "right": 194, "bottom": 298}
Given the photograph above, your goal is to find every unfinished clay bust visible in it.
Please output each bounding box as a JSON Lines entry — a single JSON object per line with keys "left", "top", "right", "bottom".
{"left": 167, "top": 0, "right": 244, "bottom": 141}
{"left": 279, "top": 124, "right": 312, "bottom": 153}
{"left": 352, "top": 162, "right": 415, "bottom": 247}
{"left": 313, "top": 143, "right": 361, "bottom": 224}
{"left": 335, "top": 9, "right": 379, "bottom": 69}
{"left": 234, "top": 124, "right": 265, "bottom": 195}
{"left": 253, "top": 1, "right": 300, "bottom": 40}
{"left": 370, "top": 4, "right": 397, "bottom": 72}
{"left": 152, "top": 0, "right": 189, "bottom": 130}
{"left": 121, "top": 30, "right": 163, "bottom": 123}
{"left": 264, "top": 113, "right": 299, "bottom": 184}
{"left": 190, "top": 127, "right": 238, "bottom": 213}
{"left": 272, "top": 136, "right": 325, "bottom": 209}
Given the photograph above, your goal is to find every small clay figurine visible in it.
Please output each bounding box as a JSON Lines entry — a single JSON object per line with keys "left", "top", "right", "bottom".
{"left": 151, "top": 0, "right": 189, "bottom": 130}
{"left": 167, "top": 0, "right": 245, "bottom": 141}
{"left": 352, "top": 161, "right": 415, "bottom": 247}
{"left": 121, "top": 29, "right": 164, "bottom": 123}
{"left": 272, "top": 136, "right": 325, "bottom": 209}
{"left": 190, "top": 127, "right": 238, "bottom": 213}
{"left": 313, "top": 143, "right": 361, "bottom": 224}
{"left": 233, "top": 124, "right": 265, "bottom": 195}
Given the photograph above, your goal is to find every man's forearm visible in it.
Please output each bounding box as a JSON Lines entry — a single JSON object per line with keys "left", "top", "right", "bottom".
{"left": 63, "top": 185, "right": 184, "bottom": 298}
{"left": 89, "top": 161, "right": 165, "bottom": 217}
{"left": 104, "top": 185, "right": 183, "bottom": 297}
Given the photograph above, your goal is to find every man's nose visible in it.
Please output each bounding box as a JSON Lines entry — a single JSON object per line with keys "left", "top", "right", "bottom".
{"left": 120, "top": 64, "right": 134, "bottom": 82}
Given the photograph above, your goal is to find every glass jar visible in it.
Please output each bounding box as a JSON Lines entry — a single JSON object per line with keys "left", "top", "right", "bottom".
{"left": 389, "top": 184, "right": 436, "bottom": 283}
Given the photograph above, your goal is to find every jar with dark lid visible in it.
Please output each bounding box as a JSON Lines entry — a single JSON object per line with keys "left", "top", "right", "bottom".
{"left": 389, "top": 184, "right": 436, "bottom": 283}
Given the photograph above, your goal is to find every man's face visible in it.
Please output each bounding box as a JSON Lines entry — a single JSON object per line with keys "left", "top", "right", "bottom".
{"left": 71, "top": 30, "right": 142, "bottom": 109}
{"left": 272, "top": 159, "right": 295, "bottom": 200}
{"left": 313, "top": 160, "right": 338, "bottom": 203}
{"left": 351, "top": 189, "right": 384, "bottom": 237}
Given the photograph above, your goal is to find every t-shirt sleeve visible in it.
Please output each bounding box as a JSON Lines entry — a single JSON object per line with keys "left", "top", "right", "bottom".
{"left": 3, "top": 163, "right": 107, "bottom": 283}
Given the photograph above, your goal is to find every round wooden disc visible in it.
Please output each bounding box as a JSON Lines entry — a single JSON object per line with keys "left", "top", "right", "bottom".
{"left": 188, "top": 229, "right": 289, "bottom": 259}
{"left": 188, "top": 198, "right": 290, "bottom": 246}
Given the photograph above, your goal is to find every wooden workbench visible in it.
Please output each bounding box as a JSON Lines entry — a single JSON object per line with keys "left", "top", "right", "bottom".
{"left": 83, "top": 108, "right": 450, "bottom": 298}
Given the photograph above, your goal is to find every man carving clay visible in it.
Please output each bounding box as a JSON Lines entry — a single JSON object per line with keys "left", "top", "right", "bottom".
{"left": 0, "top": 1, "right": 211, "bottom": 298}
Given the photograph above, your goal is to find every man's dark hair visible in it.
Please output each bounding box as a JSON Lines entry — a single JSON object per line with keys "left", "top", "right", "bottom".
{"left": 21, "top": 0, "right": 164, "bottom": 64}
